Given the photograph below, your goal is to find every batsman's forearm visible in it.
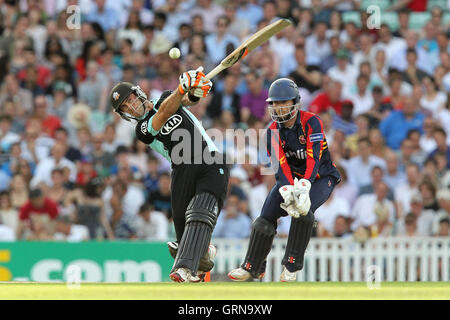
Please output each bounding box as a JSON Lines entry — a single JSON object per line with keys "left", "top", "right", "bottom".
{"left": 151, "top": 90, "right": 184, "bottom": 132}
{"left": 159, "top": 90, "right": 184, "bottom": 117}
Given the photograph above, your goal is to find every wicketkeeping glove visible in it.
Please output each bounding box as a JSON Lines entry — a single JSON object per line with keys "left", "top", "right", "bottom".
{"left": 178, "top": 66, "right": 205, "bottom": 95}
{"left": 279, "top": 185, "right": 299, "bottom": 218}
{"left": 293, "top": 178, "right": 311, "bottom": 216}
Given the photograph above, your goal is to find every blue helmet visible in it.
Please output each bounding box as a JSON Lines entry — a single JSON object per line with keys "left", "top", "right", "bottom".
{"left": 266, "top": 78, "right": 300, "bottom": 123}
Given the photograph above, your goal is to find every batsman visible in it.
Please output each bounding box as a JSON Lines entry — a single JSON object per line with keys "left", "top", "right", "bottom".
{"left": 228, "top": 78, "right": 341, "bottom": 282}
{"left": 109, "top": 67, "right": 229, "bottom": 282}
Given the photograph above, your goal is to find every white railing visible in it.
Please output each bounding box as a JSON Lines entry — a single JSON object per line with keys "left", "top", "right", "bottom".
{"left": 211, "top": 237, "right": 450, "bottom": 282}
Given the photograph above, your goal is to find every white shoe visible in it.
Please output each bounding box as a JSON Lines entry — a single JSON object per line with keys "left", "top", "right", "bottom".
{"left": 280, "top": 266, "right": 297, "bottom": 282}
{"left": 170, "top": 267, "right": 192, "bottom": 283}
{"left": 228, "top": 267, "right": 253, "bottom": 282}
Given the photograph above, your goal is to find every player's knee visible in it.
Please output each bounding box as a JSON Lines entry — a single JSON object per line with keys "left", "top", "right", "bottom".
{"left": 185, "top": 192, "right": 219, "bottom": 228}
{"left": 253, "top": 216, "right": 277, "bottom": 237}
{"left": 297, "top": 210, "right": 314, "bottom": 224}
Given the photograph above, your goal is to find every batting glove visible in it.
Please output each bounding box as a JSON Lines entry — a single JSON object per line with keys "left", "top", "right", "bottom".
{"left": 190, "top": 77, "right": 213, "bottom": 98}
{"left": 178, "top": 66, "right": 205, "bottom": 95}
{"left": 293, "top": 178, "right": 311, "bottom": 216}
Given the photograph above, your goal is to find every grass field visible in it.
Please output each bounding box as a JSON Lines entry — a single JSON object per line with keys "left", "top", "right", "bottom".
{"left": 0, "top": 282, "right": 448, "bottom": 300}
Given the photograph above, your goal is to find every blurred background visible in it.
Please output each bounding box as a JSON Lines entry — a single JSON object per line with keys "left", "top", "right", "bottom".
{"left": 0, "top": 0, "right": 449, "bottom": 282}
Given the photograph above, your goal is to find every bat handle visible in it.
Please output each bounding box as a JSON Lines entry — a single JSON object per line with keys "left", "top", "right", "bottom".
{"left": 188, "top": 92, "right": 200, "bottom": 102}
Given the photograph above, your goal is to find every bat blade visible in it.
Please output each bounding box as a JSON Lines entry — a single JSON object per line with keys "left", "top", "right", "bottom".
{"left": 205, "top": 18, "right": 292, "bottom": 80}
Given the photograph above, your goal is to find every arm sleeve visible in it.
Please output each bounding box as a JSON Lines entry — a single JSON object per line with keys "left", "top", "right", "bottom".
{"left": 304, "top": 115, "right": 325, "bottom": 183}
{"left": 267, "top": 127, "right": 294, "bottom": 186}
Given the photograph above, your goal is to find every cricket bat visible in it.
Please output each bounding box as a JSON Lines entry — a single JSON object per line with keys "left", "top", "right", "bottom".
{"left": 205, "top": 18, "right": 292, "bottom": 80}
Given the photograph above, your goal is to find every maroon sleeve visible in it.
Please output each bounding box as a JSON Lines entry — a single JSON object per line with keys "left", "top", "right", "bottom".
{"left": 46, "top": 199, "right": 60, "bottom": 219}
{"left": 19, "top": 203, "right": 31, "bottom": 221}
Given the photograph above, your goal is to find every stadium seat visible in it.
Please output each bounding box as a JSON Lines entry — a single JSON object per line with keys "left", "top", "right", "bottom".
{"left": 381, "top": 12, "right": 399, "bottom": 31}
{"left": 427, "top": 0, "right": 447, "bottom": 10}
{"left": 342, "top": 11, "right": 362, "bottom": 27}
{"left": 361, "top": 0, "right": 391, "bottom": 10}
{"left": 443, "top": 12, "right": 450, "bottom": 25}
{"left": 409, "top": 12, "right": 432, "bottom": 30}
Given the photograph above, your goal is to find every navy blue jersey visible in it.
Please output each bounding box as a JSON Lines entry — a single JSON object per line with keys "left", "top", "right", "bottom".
{"left": 266, "top": 110, "right": 340, "bottom": 186}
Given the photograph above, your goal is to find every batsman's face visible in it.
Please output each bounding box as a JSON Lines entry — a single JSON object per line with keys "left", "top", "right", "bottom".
{"left": 120, "top": 93, "right": 152, "bottom": 119}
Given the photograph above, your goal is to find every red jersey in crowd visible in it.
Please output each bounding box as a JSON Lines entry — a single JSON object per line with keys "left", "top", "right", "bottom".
{"left": 309, "top": 92, "right": 343, "bottom": 116}
{"left": 19, "top": 198, "right": 59, "bottom": 221}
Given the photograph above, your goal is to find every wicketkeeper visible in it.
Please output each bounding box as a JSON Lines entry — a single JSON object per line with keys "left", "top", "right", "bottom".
{"left": 228, "top": 78, "right": 341, "bottom": 282}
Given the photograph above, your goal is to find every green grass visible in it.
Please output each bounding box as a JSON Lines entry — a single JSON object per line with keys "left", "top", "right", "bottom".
{"left": 0, "top": 282, "right": 448, "bottom": 300}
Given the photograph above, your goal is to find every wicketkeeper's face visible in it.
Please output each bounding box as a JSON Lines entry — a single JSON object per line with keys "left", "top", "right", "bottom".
{"left": 119, "top": 93, "right": 152, "bottom": 119}
{"left": 268, "top": 100, "right": 298, "bottom": 123}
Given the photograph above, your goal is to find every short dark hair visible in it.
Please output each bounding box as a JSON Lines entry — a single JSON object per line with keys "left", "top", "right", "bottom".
{"left": 29, "top": 188, "right": 43, "bottom": 199}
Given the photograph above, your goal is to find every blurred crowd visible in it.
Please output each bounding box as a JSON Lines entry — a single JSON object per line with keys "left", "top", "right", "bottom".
{"left": 0, "top": 0, "right": 449, "bottom": 243}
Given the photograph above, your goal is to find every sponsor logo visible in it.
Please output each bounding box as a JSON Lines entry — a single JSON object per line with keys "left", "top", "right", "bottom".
{"left": 161, "top": 115, "right": 182, "bottom": 135}
{"left": 141, "top": 121, "right": 148, "bottom": 134}
{"left": 299, "top": 135, "right": 306, "bottom": 144}
{"left": 309, "top": 133, "right": 324, "bottom": 142}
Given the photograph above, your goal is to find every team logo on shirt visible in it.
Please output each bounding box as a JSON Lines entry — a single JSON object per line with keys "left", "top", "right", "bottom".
{"left": 299, "top": 135, "right": 306, "bottom": 144}
{"left": 161, "top": 114, "right": 183, "bottom": 135}
{"left": 140, "top": 121, "right": 148, "bottom": 135}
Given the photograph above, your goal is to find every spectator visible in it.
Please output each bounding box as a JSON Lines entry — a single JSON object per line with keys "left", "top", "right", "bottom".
{"left": 305, "top": 21, "right": 331, "bottom": 67}
{"left": 332, "top": 215, "right": 352, "bottom": 238}
{"left": 428, "top": 127, "right": 450, "bottom": 169}
{"left": 346, "top": 74, "right": 374, "bottom": 117}
{"left": 420, "top": 117, "right": 438, "bottom": 154}
{"left": 309, "top": 80, "right": 343, "bottom": 116}
{"left": 0, "top": 191, "right": 19, "bottom": 234}
{"left": 401, "top": 48, "right": 429, "bottom": 86}
{"left": 0, "top": 115, "right": 20, "bottom": 153}
{"left": 30, "top": 142, "right": 77, "bottom": 188}
{"left": 315, "top": 192, "right": 351, "bottom": 237}
{"left": 342, "top": 137, "right": 386, "bottom": 190}
{"left": 407, "top": 129, "right": 427, "bottom": 165}
{"left": 17, "top": 188, "right": 59, "bottom": 240}
{"left": 190, "top": 0, "right": 225, "bottom": 34}
{"left": 384, "top": 150, "right": 407, "bottom": 190}
{"left": 394, "top": 163, "right": 422, "bottom": 219}
{"left": 135, "top": 203, "right": 169, "bottom": 241}
{"left": 436, "top": 217, "right": 449, "bottom": 236}
{"left": 205, "top": 15, "right": 240, "bottom": 65}
{"left": 332, "top": 100, "right": 357, "bottom": 136}
{"left": 66, "top": 178, "right": 114, "bottom": 240}
{"left": 397, "top": 212, "right": 419, "bottom": 237}
{"left": 0, "top": 74, "right": 33, "bottom": 114}
{"left": 78, "top": 61, "right": 109, "bottom": 112}
{"left": 213, "top": 192, "right": 251, "bottom": 239}
{"left": 360, "top": 166, "right": 394, "bottom": 200}
{"left": 85, "top": 0, "right": 121, "bottom": 32}
{"left": 148, "top": 172, "right": 172, "bottom": 218}
{"left": 397, "top": 193, "right": 436, "bottom": 236}
{"left": 207, "top": 73, "right": 241, "bottom": 123}
{"left": 350, "top": 182, "right": 395, "bottom": 232}
{"left": 327, "top": 49, "right": 358, "bottom": 98}
{"left": 248, "top": 174, "right": 275, "bottom": 221}
{"left": 53, "top": 215, "right": 90, "bottom": 242}
{"left": 240, "top": 70, "right": 269, "bottom": 122}
{"left": 380, "top": 96, "right": 425, "bottom": 150}
{"left": 288, "top": 45, "right": 322, "bottom": 94}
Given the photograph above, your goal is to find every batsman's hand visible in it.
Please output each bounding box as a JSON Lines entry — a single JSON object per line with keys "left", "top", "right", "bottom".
{"left": 293, "top": 178, "right": 311, "bottom": 216}
{"left": 190, "top": 77, "right": 213, "bottom": 98}
{"left": 178, "top": 66, "right": 206, "bottom": 95}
